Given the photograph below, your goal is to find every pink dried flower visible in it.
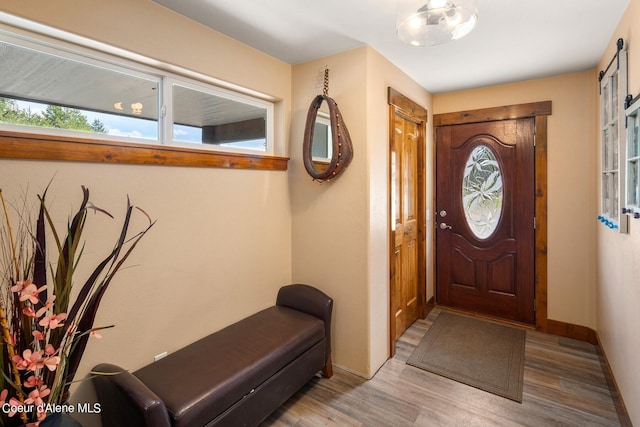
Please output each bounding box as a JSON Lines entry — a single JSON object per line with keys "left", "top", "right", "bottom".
{"left": 24, "top": 375, "right": 43, "bottom": 388}
{"left": 35, "top": 295, "right": 56, "bottom": 318}
{"left": 12, "top": 349, "right": 44, "bottom": 371}
{"left": 43, "top": 356, "right": 60, "bottom": 372}
{"left": 25, "top": 385, "right": 50, "bottom": 407}
{"left": 10, "top": 279, "right": 30, "bottom": 293}
{"left": 22, "top": 306, "right": 36, "bottom": 318}
{"left": 38, "top": 313, "right": 67, "bottom": 329}
{"left": 7, "top": 397, "right": 23, "bottom": 417}
{"left": 18, "top": 283, "right": 47, "bottom": 305}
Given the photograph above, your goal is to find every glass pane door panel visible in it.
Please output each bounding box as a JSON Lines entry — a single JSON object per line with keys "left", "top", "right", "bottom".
{"left": 462, "top": 145, "right": 503, "bottom": 239}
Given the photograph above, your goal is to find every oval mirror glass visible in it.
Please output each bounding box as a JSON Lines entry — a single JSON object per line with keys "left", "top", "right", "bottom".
{"left": 311, "top": 109, "right": 333, "bottom": 172}
{"left": 462, "top": 145, "right": 503, "bottom": 239}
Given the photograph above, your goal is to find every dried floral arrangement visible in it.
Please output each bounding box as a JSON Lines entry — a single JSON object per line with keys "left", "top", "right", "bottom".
{"left": 0, "top": 184, "right": 153, "bottom": 426}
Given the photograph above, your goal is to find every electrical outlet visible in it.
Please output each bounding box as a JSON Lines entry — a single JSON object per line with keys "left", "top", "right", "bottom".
{"left": 154, "top": 351, "right": 168, "bottom": 362}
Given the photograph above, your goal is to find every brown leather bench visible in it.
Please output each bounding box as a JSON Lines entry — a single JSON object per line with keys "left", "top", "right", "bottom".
{"left": 93, "top": 284, "right": 333, "bottom": 427}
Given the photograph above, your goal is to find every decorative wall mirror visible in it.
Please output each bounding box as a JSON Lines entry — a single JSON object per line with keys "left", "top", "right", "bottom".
{"left": 302, "top": 69, "right": 353, "bottom": 182}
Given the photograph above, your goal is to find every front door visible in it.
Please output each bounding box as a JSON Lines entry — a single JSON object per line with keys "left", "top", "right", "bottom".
{"left": 435, "top": 118, "right": 535, "bottom": 324}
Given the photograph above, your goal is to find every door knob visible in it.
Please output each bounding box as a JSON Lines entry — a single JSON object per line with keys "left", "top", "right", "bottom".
{"left": 439, "top": 222, "right": 452, "bottom": 230}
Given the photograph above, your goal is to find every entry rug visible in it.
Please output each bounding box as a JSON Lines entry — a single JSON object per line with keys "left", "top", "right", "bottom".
{"left": 407, "top": 311, "right": 526, "bottom": 402}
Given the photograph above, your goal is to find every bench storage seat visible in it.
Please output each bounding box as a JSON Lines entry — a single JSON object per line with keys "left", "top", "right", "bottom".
{"left": 93, "top": 284, "right": 333, "bottom": 427}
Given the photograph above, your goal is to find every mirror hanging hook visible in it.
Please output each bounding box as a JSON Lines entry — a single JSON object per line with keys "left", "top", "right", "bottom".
{"left": 323, "top": 68, "right": 330, "bottom": 97}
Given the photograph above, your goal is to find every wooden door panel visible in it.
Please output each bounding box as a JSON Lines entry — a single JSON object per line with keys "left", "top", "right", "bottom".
{"left": 404, "top": 239, "right": 418, "bottom": 323}
{"left": 393, "top": 249, "right": 405, "bottom": 339}
{"left": 487, "top": 253, "right": 516, "bottom": 295}
{"left": 403, "top": 121, "right": 418, "bottom": 225}
{"left": 450, "top": 248, "right": 475, "bottom": 288}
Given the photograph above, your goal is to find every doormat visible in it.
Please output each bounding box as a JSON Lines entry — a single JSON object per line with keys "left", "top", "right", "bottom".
{"left": 406, "top": 311, "right": 526, "bottom": 402}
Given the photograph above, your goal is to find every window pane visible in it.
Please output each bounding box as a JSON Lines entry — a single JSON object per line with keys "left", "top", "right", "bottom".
{"left": 172, "top": 84, "right": 267, "bottom": 152}
{"left": 602, "top": 174, "right": 611, "bottom": 217}
{"left": 612, "top": 123, "right": 619, "bottom": 170}
{"left": 613, "top": 171, "right": 619, "bottom": 220}
{"left": 630, "top": 115, "right": 639, "bottom": 158}
{"left": 628, "top": 160, "right": 639, "bottom": 207}
{"left": 0, "top": 40, "right": 159, "bottom": 139}
{"left": 462, "top": 145, "right": 503, "bottom": 239}
{"left": 603, "top": 128, "right": 610, "bottom": 170}
{"left": 612, "top": 74, "right": 618, "bottom": 118}
{"left": 602, "top": 81, "right": 610, "bottom": 126}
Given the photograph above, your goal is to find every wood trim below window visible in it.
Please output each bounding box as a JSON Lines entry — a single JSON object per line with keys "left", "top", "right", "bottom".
{"left": 0, "top": 131, "right": 289, "bottom": 171}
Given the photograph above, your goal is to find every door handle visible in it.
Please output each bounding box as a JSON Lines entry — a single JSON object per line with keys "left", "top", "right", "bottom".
{"left": 439, "top": 222, "right": 452, "bottom": 230}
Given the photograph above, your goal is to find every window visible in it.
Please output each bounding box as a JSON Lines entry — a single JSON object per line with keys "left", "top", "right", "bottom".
{"left": 624, "top": 95, "right": 640, "bottom": 217}
{"left": 0, "top": 37, "right": 161, "bottom": 142}
{"left": 169, "top": 81, "right": 272, "bottom": 154}
{"left": 0, "top": 21, "right": 276, "bottom": 160}
{"left": 598, "top": 47, "right": 628, "bottom": 232}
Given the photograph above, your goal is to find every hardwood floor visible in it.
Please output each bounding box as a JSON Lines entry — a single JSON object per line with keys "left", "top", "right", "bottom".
{"left": 263, "top": 307, "right": 631, "bottom": 426}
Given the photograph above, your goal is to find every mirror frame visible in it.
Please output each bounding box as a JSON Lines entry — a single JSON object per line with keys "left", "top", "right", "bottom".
{"left": 302, "top": 95, "right": 353, "bottom": 182}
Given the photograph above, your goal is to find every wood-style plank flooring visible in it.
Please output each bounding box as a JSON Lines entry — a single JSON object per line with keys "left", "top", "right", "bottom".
{"left": 263, "top": 307, "right": 631, "bottom": 426}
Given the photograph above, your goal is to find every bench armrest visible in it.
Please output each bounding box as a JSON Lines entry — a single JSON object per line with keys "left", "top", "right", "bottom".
{"left": 92, "top": 363, "right": 171, "bottom": 427}
{"left": 276, "top": 284, "right": 333, "bottom": 368}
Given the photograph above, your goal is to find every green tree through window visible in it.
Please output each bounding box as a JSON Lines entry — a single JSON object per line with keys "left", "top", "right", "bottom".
{"left": 0, "top": 97, "right": 105, "bottom": 133}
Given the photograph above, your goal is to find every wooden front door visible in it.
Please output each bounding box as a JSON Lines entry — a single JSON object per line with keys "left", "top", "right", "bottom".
{"left": 389, "top": 88, "right": 426, "bottom": 347}
{"left": 435, "top": 118, "right": 535, "bottom": 324}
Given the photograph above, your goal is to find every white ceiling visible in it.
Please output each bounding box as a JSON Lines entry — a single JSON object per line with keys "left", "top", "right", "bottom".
{"left": 152, "top": 0, "right": 630, "bottom": 94}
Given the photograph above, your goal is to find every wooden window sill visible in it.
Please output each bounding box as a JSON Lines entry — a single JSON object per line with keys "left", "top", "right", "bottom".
{"left": 0, "top": 131, "right": 289, "bottom": 171}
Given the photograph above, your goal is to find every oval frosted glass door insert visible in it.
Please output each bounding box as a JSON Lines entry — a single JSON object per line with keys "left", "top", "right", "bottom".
{"left": 462, "top": 145, "right": 503, "bottom": 238}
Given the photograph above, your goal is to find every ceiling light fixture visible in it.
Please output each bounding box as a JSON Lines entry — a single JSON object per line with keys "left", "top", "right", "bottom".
{"left": 131, "top": 102, "right": 144, "bottom": 115}
{"left": 397, "top": 0, "right": 478, "bottom": 47}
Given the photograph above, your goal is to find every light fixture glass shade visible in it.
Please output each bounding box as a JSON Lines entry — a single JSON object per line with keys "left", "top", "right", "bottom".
{"left": 397, "top": 0, "right": 478, "bottom": 46}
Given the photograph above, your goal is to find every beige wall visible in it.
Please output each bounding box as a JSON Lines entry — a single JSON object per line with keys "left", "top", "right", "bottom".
{"left": 365, "top": 49, "right": 433, "bottom": 372}
{"left": 0, "top": 1, "right": 292, "bottom": 426}
{"left": 596, "top": 1, "right": 640, "bottom": 424}
{"left": 433, "top": 71, "right": 599, "bottom": 328}
{"left": 290, "top": 46, "right": 431, "bottom": 377}
{"left": 290, "top": 47, "right": 371, "bottom": 376}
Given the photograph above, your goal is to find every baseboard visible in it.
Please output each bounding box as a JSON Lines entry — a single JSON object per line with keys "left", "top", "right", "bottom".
{"left": 424, "top": 296, "right": 435, "bottom": 317}
{"left": 594, "top": 331, "right": 633, "bottom": 426}
{"left": 332, "top": 363, "right": 371, "bottom": 380}
{"left": 545, "top": 319, "right": 598, "bottom": 345}
{"left": 545, "top": 319, "right": 631, "bottom": 425}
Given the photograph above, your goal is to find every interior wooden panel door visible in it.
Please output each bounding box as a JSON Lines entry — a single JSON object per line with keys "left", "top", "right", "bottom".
{"left": 388, "top": 88, "right": 427, "bottom": 354}
{"left": 391, "top": 114, "right": 420, "bottom": 338}
{"left": 435, "top": 118, "right": 535, "bottom": 324}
